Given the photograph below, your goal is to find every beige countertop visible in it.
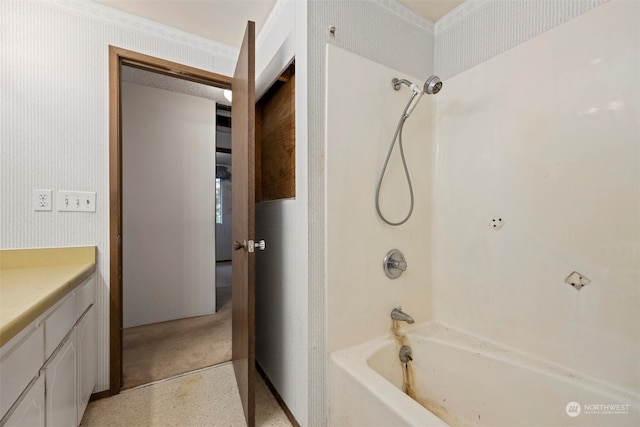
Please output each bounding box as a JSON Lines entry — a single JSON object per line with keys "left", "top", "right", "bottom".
{"left": 0, "top": 247, "right": 96, "bottom": 347}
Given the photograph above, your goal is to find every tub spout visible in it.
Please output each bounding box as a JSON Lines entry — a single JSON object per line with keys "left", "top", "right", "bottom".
{"left": 391, "top": 307, "right": 414, "bottom": 324}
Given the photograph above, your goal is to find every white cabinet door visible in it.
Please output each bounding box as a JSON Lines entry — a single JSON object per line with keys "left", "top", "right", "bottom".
{"left": 45, "top": 331, "right": 77, "bottom": 427}
{"left": 0, "top": 326, "right": 44, "bottom": 419}
{"left": 76, "top": 306, "right": 96, "bottom": 423}
{"left": 2, "top": 375, "right": 45, "bottom": 427}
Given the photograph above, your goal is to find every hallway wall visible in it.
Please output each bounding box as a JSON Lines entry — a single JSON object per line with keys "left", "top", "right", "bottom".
{"left": 122, "top": 82, "right": 217, "bottom": 328}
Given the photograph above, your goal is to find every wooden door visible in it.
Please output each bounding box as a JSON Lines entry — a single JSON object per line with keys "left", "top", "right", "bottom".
{"left": 231, "top": 21, "right": 256, "bottom": 427}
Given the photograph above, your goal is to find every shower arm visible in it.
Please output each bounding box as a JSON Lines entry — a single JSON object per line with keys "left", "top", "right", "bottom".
{"left": 392, "top": 78, "right": 413, "bottom": 91}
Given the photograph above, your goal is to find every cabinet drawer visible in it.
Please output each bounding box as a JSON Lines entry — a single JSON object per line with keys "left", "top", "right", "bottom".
{"left": 44, "top": 293, "right": 77, "bottom": 360}
{"left": 0, "top": 326, "right": 44, "bottom": 419}
{"left": 76, "top": 277, "right": 95, "bottom": 318}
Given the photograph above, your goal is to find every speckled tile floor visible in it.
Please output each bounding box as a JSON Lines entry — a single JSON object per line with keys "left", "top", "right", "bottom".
{"left": 80, "top": 362, "right": 293, "bottom": 427}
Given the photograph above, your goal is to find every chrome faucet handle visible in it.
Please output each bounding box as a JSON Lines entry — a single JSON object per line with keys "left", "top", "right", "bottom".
{"left": 384, "top": 249, "right": 407, "bottom": 279}
{"left": 392, "top": 260, "right": 407, "bottom": 271}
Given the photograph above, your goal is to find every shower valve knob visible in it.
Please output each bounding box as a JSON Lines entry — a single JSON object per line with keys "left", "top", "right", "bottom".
{"left": 392, "top": 260, "right": 407, "bottom": 271}
{"left": 384, "top": 249, "right": 407, "bottom": 279}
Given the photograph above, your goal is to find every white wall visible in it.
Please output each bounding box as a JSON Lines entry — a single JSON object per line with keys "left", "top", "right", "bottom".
{"left": 325, "top": 44, "right": 435, "bottom": 352}
{"left": 122, "top": 82, "right": 217, "bottom": 328}
{"left": 433, "top": 0, "right": 639, "bottom": 393}
{"left": 215, "top": 177, "right": 232, "bottom": 263}
{"left": 435, "top": 0, "right": 610, "bottom": 79}
{"left": 0, "top": 0, "right": 236, "bottom": 392}
{"left": 308, "top": 2, "right": 435, "bottom": 423}
{"left": 254, "top": 1, "right": 310, "bottom": 424}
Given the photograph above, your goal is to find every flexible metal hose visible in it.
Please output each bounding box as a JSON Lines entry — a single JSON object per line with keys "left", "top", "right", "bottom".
{"left": 375, "top": 93, "right": 418, "bottom": 226}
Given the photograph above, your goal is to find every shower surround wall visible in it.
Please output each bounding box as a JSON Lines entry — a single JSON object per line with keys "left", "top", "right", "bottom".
{"left": 433, "top": 0, "right": 639, "bottom": 395}
{"left": 325, "top": 44, "right": 435, "bottom": 353}
{"left": 307, "top": 1, "right": 434, "bottom": 423}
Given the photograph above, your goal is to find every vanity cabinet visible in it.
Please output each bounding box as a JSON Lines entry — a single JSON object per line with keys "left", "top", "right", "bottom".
{"left": 76, "top": 306, "right": 96, "bottom": 421}
{"left": 0, "top": 275, "right": 96, "bottom": 427}
{"left": 2, "top": 376, "right": 45, "bottom": 427}
{"left": 45, "top": 331, "right": 78, "bottom": 427}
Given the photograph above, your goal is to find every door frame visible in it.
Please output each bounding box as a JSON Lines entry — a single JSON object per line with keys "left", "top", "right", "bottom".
{"left": 108, "top": 46, "right": 232, "bottom": 395}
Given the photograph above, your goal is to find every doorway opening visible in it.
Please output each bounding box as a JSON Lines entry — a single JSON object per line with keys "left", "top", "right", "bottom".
{"left": 119, "top": 67, "right": 235, "bottom": 389}
{"left": 109, "top": 46, "right": 232, "bottom": 394}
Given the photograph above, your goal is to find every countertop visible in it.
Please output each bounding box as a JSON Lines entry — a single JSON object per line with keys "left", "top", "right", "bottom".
{"left": 0, "top": 247, "right": 96, "bottom": 347}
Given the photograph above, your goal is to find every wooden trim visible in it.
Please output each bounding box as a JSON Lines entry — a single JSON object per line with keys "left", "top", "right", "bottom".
{"left": 111, "top": 47, "right": 232, "bottom": 90}
{"left": 88, "top": 390, "right": 111, "bottom": 402}
{"left": 108, "top": 45, "right": 122, "bottom": 396}
{"left": 108, "top": 45, "right": 232, "bottom": 396}
{"left": 256, "top": 364, "right": 300, "bottom": 427}
{"left": 255, "top": 95, "right": 263, "bottom": 202}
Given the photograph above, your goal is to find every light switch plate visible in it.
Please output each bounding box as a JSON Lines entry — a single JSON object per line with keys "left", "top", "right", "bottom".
{"left": 57, "top": 191, "right": 96, "bottom": 212}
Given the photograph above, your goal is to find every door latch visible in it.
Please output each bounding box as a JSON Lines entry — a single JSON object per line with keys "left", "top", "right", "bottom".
{"left": 233, "top": 239, "right": 266, "bottom": 253}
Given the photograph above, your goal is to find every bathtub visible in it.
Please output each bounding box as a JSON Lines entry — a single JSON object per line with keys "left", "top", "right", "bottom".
{"left": 329, "top": 321, "right": 639, "bottom": 426}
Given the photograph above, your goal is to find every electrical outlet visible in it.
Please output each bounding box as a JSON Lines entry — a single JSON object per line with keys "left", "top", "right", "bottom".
{"left": 33, "top": 189, "right": 52, "bottom": 211}
{"left": 57, "top": 191, "right": 96, "bottom": 212}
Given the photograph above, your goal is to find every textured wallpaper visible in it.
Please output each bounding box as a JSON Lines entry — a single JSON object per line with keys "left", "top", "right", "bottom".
{"left": 2, "top": 0, "right": 615, "bottom": 415}
{"left": 435, "top": 0, "right": 610, "bottom": 79}
{"left": 0, "top": 0, "right": 236, "bottom": 392}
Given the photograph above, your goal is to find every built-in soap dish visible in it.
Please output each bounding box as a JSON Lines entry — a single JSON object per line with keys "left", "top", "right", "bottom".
{"left": 565, "top": 271, "right": 590, "bottom": 291}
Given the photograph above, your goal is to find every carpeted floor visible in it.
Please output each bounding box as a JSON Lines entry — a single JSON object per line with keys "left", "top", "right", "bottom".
{"left": 122, "top": 263, "right": 232, "bottom": 389}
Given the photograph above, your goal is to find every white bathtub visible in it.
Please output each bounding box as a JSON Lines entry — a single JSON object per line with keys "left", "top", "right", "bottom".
{"left": 330, "top": 321, "right": 639, "bottom": 426}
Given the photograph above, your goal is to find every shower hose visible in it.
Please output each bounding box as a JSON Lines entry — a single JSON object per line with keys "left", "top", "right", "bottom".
{"left": 375, "top": 92, "right": 418, "bottom": 226}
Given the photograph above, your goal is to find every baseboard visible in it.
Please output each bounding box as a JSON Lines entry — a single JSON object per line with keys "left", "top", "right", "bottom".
{"left": 256, "top": 363, "right": 300, "bottom": 427}
{"left": 89, "top": 389, "right": 112, "bottom": 401}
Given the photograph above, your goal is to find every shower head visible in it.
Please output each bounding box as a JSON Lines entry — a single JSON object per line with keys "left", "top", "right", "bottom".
{"left": 392, "top": 75, "right": 443, "bottom": 117}
{"left": 391, "top": 75, "right": 443, "bottom": 95}
{"left": 403, "top": 75, "right": 443, "bottom": 117}
{"left": 424, "top": 75, "right": 442, "bottom": 95}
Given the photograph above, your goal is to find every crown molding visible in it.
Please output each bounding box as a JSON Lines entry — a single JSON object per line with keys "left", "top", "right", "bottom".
{"left": 48, "top": 0, "right": 239, "bottom": 60}
{"left": 435, "top": 0, "right": 493, "bottom": 33}
{"left": 373, "top": 0, "right": 435, "bottom": 33}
